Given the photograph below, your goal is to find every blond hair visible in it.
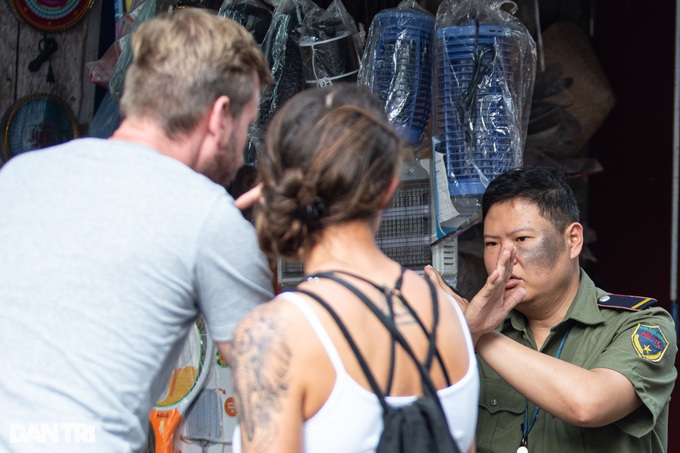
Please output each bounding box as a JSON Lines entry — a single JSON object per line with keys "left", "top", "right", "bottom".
{"left": 119, "top": 8, "right": 272, "bottom": 138}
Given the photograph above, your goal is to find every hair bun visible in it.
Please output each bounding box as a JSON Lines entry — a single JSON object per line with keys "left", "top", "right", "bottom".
{"left": 295, "top": 196, "right": 328, "bottom": 228}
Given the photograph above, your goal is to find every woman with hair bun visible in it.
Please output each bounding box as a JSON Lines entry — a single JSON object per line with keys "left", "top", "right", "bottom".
{"left": 230, "top": 84, "right": 521, "bottom": 453}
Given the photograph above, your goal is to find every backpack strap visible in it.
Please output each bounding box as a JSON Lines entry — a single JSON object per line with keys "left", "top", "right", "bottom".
{"left": 302, "top": 272, "right": 445, "bottom": 405}
{"left": 290, "top": 288, "right": 392, "bottom": 412}
{"left": 319, "top": 270, "right": 402, "bottom": 395}
{"left": 326, "top": 268, "right": 452, "bottom": 386}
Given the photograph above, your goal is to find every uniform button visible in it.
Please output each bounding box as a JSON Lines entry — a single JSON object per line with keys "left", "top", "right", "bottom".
{"left": 490, "top": 398, "right": 498, "bottom": 407}
{"left": 599, "top": 295, "right": 610, "bottom": 302}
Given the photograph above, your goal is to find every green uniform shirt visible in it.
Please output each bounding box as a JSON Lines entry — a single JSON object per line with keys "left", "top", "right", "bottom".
{"left": 476, "top": 270, "right": 677, "bottom": 453}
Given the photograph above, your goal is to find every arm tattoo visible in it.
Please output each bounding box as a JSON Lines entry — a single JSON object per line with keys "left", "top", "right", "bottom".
{"left": 232, "top": 306, "right": 292, "bottom": 449}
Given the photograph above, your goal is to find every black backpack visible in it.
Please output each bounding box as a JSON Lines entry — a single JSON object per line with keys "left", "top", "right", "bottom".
{"left": 292, "top": 270, "right": 462, "bottom": 453}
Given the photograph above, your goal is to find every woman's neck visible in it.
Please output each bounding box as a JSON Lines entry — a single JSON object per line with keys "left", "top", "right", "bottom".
{"left": 303, "top": 220, "right": 399, "bottom": 280}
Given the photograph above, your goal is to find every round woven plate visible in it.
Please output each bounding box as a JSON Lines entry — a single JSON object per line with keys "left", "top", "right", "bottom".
{"left": 7, "top": 0, "right": 95, "bottom": 32}
{"left": 1, "top": 93, "right": 79, "bottom": 161}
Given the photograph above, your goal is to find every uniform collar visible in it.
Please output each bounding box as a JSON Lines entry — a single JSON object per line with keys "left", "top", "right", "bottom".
{"left": 562, "top": 269, "right": 606, "bottom": 327}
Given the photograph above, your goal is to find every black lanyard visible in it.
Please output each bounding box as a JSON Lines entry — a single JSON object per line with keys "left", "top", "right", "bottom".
{"left": 519, "top": 322, "right": 574, "bottom": 452}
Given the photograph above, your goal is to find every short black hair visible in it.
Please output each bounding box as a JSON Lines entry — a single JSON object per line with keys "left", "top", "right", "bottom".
{"left": 482, "top": 166, "right": 580, "bottom": 232}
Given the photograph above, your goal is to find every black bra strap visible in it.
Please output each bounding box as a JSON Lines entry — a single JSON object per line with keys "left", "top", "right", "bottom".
{"left": 297, "top": 275, "right": 444, "bottom": 404}
{"left": 290, "top": 288, "right": 391, "bottom": 412}
{"left": 310, "top": 269, "right": 451, "bottom": 386}
{"left": 383, "top": 289, "right": 398, "bottom": 396}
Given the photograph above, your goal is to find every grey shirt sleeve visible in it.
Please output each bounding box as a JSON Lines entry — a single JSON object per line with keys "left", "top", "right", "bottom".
{"left": 195, "top": 195, "right": 274, "bottom": 342}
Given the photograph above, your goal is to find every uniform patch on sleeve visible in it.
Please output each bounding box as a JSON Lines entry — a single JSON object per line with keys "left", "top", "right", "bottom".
{"left": 631, "top": 324, "right": 669, "bottom": 362}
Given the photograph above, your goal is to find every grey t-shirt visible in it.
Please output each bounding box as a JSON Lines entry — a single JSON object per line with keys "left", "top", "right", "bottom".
{"left": 0, "top": 138, "right": 273, "bottom": 452}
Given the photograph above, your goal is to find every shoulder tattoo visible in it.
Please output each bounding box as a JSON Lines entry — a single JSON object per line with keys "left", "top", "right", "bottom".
{"left": 232, "top": 305, "right": 293, "bottom": 448}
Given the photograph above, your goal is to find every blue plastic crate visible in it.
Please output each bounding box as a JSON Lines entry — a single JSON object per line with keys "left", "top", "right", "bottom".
{"left": 368, "top": 10, "right": 435, "bottom": 146}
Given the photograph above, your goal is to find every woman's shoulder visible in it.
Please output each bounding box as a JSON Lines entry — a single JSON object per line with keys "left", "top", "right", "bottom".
{"left": 401, "top": 269, "right": 467, "bottom": 316}
{"left": 235, "top": 293, "right": 304, "bottom": 335}
{"left": 232, "top": 291, "right": 328, "bottom": 363}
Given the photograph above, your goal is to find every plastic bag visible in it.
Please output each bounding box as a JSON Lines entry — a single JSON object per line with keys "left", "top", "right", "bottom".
{"left": 88, "top": 91, "right": 123, "bottom": 138}
{"left": 85, "top": 0, "right": 156, "bottom": 95}
{"left": 108, "top": 0, "right": 157, "bottom": 102}
{"left": 218, "top": 0, "right": 273, "bottom": 45}
{"left": 298, "top": 0, "right": 363, "bottom": 88}
{"left": 245, "top": 0, "right": 318, "bottom": 165}
{"left": 431, "top": 0, "right": 536, "bottom": 235}
{"left": 357, "top": 0, "right": 435, "bottom": 148}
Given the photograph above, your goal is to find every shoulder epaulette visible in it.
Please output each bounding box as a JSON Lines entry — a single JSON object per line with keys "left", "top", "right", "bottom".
{"left": 597, "top": 294, "right": 657, "bottom": 311}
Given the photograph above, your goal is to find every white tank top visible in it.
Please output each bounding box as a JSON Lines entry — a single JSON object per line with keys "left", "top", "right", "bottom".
{"left": 233, "top": 291, "right": 479, "bottom": 452}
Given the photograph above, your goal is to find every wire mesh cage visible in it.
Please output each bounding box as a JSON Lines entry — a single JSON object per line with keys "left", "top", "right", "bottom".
{"left": 375, "top": 177, "right": 431, "bottom": 268}
{"left": 278, "top": 164, "right": 443, "bottom": 288}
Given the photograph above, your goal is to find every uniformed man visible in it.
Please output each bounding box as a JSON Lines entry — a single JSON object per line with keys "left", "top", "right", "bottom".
{"left": 426, "top": 166, "right": 677, "bottom": 453}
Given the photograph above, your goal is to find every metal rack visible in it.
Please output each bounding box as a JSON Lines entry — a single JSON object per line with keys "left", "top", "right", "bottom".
{"left": 278, "top": 160, "right": 458, "bottom": 289}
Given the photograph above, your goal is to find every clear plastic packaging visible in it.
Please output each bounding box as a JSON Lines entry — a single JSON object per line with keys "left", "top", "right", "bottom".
{"left": 298, "top": 0, "right": 362, "bottom": 88}
{"left": 88, "top": 91, "right": 122, "bottom": 138}
{"left": 218, "top": 0, "right": 273, "bottom": 45}
{"left": 85, "top": 0, "right": 156, "bottom": 100}
{"left": 246, "top": 0, "right": 362, "bottom": 165}
{"left": 245, "top": 0, "right": 317, "bottom": 165}
{"left": 431, "top": 0, "right": 535, "bottom": 233}
{"left": 357, "top": 0, "right": 435, "bottom": 148}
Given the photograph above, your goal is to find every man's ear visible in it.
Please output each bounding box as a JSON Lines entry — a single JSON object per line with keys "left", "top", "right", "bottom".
{"left": 566, "top": 221, "right": 584, "bottom": 259}
{"left": 208, "top": 95, "right": 233, "bottom": 142}
{"left": 378, "top": 173, "right": 400, "bottom": 210}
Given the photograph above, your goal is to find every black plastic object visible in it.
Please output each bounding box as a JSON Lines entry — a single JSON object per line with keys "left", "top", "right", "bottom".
{"left": 218, "top": 0, "right": 273, "bottom": 45}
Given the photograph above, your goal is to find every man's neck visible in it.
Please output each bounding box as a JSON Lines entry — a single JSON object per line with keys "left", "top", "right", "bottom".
{"left": 109, "top": 117, "right": 203, "bottom": 168}
{"left": 523, "top": 270, "right": 581, "bottom": 350}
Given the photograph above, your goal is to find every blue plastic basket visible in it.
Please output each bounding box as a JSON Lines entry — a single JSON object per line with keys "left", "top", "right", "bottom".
{"left": 433, "top": 24, "right": 518, "bottom": 211}
{"left": 368, "top": 10, "right": 435, "bottom": 146}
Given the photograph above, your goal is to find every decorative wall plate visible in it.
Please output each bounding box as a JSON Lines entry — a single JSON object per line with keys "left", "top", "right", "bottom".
{"left": 7, "top": 0, "right": 95, "bottom": 32}
{"left": 1, "top": 93, "right": 79, "bottom": 161}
